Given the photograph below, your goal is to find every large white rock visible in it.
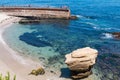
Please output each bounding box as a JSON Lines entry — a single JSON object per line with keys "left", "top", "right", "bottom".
{"left": 65, "top": 47, "right": 98, "bottom": 79}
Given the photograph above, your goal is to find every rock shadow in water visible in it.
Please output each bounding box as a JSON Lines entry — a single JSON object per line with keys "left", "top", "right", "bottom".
{"left": 60, "top": 68, "right": 71, "bottom": 79}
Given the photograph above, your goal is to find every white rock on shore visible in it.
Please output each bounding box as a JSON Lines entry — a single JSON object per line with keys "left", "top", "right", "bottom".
{"left": 65, "top": 47, "right": 98, "bottom": 79}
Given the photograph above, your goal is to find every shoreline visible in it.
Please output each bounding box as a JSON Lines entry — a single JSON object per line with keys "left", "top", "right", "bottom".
{"left": 0, "top": 13, "right": 99, "bottom": 80}
{"left": 0, "top": 14, "right": 45, "bottom": 80}
{"left": 0, "top": 13, "right": 71, "bottom": 80}
{"left": 0, "top": 14, "right": 26, "bottom": 80}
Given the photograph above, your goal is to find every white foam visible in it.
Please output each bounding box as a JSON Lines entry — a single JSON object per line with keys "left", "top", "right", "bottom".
{"left": 98, "top": 27, "right": 120, "bottom": 31}
{"left": 76, "top": 15, "right": 84, "bottom": 18}
{"left": 85, "top": 22, "right": 100, "bottom": 29}
{"left": 84, "top": 22, "right": 120, "bottom": 31}
{"left": 85, "top": 22, "right": 119, "bottom": 31}
{"left": 101, "top": 33, "right": 113, "bottom": 39}
{"left": 101, "top": 28, "right": 112, "bottom": 30}
{"left": 86, "top": 22, "right": 98, "bottom": 26}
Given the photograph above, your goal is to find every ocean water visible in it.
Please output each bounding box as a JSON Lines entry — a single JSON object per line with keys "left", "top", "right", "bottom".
{"left": 1, "top": 0, "right": 120, "bottom": 80}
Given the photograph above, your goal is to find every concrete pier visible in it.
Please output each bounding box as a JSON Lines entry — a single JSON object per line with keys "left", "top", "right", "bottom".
{"left": 0, "top": 6, "right": 76, "bottom": 19}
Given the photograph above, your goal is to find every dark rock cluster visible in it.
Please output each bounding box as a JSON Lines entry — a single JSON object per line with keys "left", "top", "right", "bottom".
{"left": 111, "top": 32, "right": 120, "bottom": 39}
{"left": 29, "top": 67, "right": 45, "bottom": 76}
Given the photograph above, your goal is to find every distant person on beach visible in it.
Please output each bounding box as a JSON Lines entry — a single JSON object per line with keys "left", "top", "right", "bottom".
{"left": 28, "top": 4, "right": 31, "bottom": 7}
{"left": 1, "top": 4, "right": 4, "bottom": 7}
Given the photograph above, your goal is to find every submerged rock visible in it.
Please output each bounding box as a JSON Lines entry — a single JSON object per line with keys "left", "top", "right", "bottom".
{"left": 19, "top": 19, "right": 42, "bottom": 24}
{"left": 70, "top": 15, "right": 78, "bottom": 19}
{"left": 29, "top": 67, "right": 45, "bottom": 76}
{"left": 65, "top": 47, "right": 98, "bottom": 79}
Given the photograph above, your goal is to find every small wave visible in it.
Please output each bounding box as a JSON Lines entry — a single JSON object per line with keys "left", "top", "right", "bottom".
{"left": 85, "top": 22, "right": 100, "bottom": 29}
{"left": 84, "top": 22, "right": 116, "bottom": 31}
{"left": 101, "top": 33, "right": 113, "bottom": 39}
{"left": 85, "top": 22, "right": 120, "bottom": 31}
{"left": 84, "top": 21, "right": 120, "bottom": 31}
{"left": 101, "top": 28, "right": 112, "bottom": 30}
{"left": 93, "top": 27, "right": 112, "bottom": 31}
{"left": 76, "top": 15, "right": 84, "bottom": 18}
{"left": 99, "top": 27, "right": 120, "bottom": 31}
{"left": 85, "top": 22, "right": 98, "bottom": 26}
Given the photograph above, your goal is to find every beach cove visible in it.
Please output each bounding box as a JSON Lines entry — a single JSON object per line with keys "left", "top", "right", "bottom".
{"left": 0, "top": 13, "right": 101, "bottom": 80}
{"left": 0, "top": 0, "right": 120, "bottom": 80}
{"left": 0, "top": 13, "right": 67, "bottom": 80}
{"left": 1, "top": 11, "right": 104, "bottom": 80}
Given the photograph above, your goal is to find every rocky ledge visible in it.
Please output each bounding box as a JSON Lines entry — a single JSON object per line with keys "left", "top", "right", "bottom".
{"left": 65, "top": 47, "right": 98, "bottom": 79}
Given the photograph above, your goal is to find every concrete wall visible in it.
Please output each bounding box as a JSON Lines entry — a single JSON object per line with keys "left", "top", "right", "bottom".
{"left": 0, "top": 7, "right": 71, "bottom": 19}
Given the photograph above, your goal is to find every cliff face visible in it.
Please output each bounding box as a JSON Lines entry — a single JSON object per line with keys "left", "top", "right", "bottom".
{"left": 65, "top": 47, "right": 98, "bottom": 79}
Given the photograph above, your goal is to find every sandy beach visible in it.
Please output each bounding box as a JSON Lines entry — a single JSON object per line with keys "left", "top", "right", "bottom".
{"left": 0, "top": 13, "right": 45, "bottom": 80}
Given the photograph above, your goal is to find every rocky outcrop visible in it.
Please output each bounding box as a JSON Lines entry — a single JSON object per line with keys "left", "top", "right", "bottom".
{"left": 65, "top": 47, "right": 98, "bottom": 79}
{"left": 111, "top": 32, "right": 120, "bottom": 39}
{"left": 29, "top": 67, "right": 45, "bottom": 76}
{"left": 70, "top": 15, "right": 78, "bottom": 19}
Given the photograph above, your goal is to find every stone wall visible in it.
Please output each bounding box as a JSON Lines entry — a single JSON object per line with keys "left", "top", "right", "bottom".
{"left": 0, "top": 7, "right": 70, "bottom": 19}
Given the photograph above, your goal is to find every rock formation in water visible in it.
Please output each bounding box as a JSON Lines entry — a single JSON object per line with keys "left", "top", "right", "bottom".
{"left": 111, "top": 32, "right": 120, "bottom": 39}
{"left": 65, "top": 47, "right": 98, "bottom": 79}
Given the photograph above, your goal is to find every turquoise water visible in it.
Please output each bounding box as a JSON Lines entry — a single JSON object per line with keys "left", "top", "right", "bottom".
{"left": 1, "top": 0, "right": 120, "bottom": 80}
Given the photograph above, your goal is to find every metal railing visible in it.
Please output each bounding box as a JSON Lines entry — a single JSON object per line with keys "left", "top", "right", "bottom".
{"left": 0, "top": 5, "right": 69, "bottom": 10}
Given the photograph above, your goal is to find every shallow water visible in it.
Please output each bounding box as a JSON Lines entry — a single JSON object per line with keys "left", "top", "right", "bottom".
{"left": 1, "top": 0, "right": 120, "bottom": 79}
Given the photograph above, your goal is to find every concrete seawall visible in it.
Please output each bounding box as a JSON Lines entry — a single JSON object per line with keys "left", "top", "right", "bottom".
{"left": 0, "top": 7, "right": 74, "bottom": 19}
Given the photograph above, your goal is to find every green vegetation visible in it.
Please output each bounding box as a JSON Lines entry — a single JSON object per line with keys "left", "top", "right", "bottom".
{"left": 0, "top": 72, "right": 16, "bottom": 80}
